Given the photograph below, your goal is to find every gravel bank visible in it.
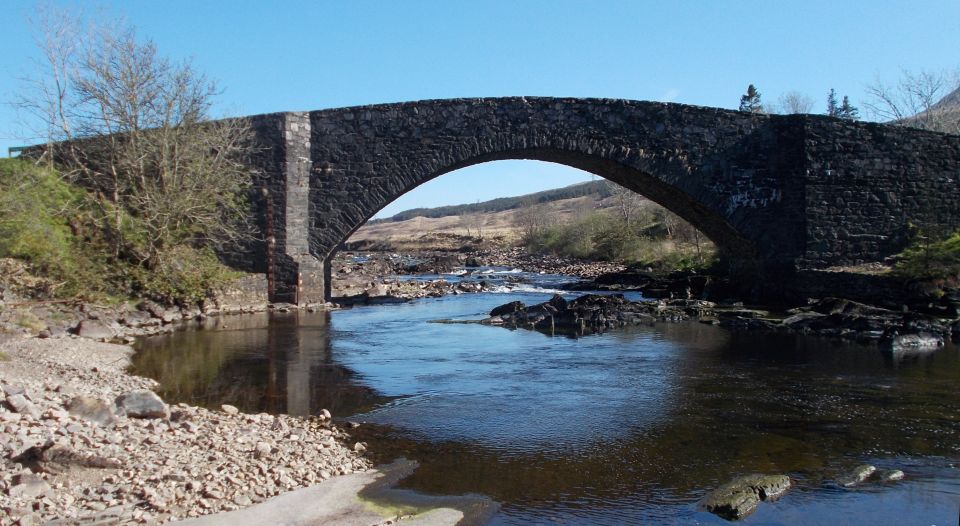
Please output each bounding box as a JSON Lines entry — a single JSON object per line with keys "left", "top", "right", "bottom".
{"left": 0, "top": 334, "right": 371, "bottom": 525}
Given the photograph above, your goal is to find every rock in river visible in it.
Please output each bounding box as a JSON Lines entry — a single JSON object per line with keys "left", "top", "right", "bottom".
{"left": 837, "top": 464, "right": 876, "bottom": 487}
{"left": 702, "top": 474, "right": 792, "bottom": 520}
{"left": 880, "top": 332, "right": 944, "bottom": 354}
{"left": 482, "top": 294, "right": 663, "bottom": 335}
{"left": 489, "top": 300, "right": 525, "bottom": 317}
{"left": 876, "top": 469, "right": 905, "bottom": 482}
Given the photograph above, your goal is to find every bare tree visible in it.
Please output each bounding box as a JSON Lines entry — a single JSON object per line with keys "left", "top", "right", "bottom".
{"left": 864, "top": 69, "right": 960, "bottom": 133}
{"left": 775, "top": 91, "right": 815, "bottom": 114}
{"left": 15, "top": 7, "right": 256, "bottom": 267}
{"left": 513, "top": 206, "right": 546, "bottom": 241}
{"left": 605, "top": 180, "right": 644, "bottom": 228}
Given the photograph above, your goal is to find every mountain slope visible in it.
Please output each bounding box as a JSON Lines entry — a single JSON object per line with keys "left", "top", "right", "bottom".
{"left": 370, "top": 180, "right": 612, "bottom": 223}
{"left": 349, "top": 180, "right": 639, "bottom": 249}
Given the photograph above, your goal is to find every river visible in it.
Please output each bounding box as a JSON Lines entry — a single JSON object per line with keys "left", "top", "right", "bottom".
{"left": 131, "top": 271, "right": 960, "bottom": 525}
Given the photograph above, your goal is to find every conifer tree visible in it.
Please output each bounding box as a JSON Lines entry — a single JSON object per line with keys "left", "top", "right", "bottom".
{"left": 739, "top": 84, "right": 764, "bottom": 113}
{"left": 838, "top": 96, "right": 860, "bottom": 120}
{"left": 826, "top": 89, "right": 840, "bottom": 117}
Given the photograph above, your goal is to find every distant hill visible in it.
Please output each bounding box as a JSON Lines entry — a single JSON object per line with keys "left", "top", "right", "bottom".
{"left": 371, "top": 180, "right": 613, "bottom": 223}
{"left": 932, "top": 86, "right": 960, "bottom": 111}
{"left": 900, "top": 84, "right": 960, "bottom": 133}
{"left": 349, "top": 179, "right": 637, "bottom": 250}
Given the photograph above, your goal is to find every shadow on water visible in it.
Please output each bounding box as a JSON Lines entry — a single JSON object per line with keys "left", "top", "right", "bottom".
{"left": 131, "top": 294, "right": 960, "bottom": 525}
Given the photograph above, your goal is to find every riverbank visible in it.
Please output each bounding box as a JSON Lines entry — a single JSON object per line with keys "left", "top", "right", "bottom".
{"left": 0, "top": 334, "right": 374, "bottom": 525}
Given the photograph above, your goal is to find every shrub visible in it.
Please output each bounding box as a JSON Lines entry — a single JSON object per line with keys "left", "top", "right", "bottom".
{"left": 895, "top": 230, "right": 960, "bottom": 280}
{"left": 520, "top": 208, "right": 716, "bottom": 271}
{"left": 129, "top": 245, "right": 242, "bottom": 305}
{"left": 0, "top": 158, "right": 244, "bottom": 305}
{"left": 0, "top": 158, "right": 113, "bottom": 298}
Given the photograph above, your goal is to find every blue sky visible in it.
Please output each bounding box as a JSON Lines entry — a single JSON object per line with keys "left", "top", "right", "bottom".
{"left": 1, "top": 0, "right": 957, "bottom": 217}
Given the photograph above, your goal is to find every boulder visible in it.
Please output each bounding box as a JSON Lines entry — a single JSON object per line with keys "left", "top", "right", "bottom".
{"left": 702, "top": 474, "right": 791, "bottom": 520}
{"left": 742, "top": 474, "right": 792, "bottom": 501}
{"left": 547, "top": 294, "right": 568, "bottom": 310}
{"left": 489, "top": 301, "right": 525, "bottom": 317}
{"left": 716, "top": 308, "right": 770, "bottom": 319}
{"left": 75, "top": 319, "right": 115, "bottom": 340}
{"left": 876, "top": 469, "right": 905, "bottom": 482}
{"left": 837, "top": 464, "right": 876, "bottom": 487}
{"left": 0, "top": 383, "right": 26, "bottom": 397}
{"left": 5, "top": 393, "right": 41, "bottom": 419}
{"left": 486, "top": 294, "right": 664, "bottom": 334}
{"left": 702, "top": 481, "right": 759, "bottom": 520}
{"left": 364, "top": 284, "right": 390, "bottom": 298}
{"left": 114, "top": 390, "right": 169, "bottom": 419}
{"left": 66, "top": 395, "right": 117, "bottom": 426}
{"left": 880, "top": 332, "right": 944, "bottom": 354}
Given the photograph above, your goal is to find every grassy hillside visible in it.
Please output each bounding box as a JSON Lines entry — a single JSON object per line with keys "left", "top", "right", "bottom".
{"left": 349, "top": 178, "right": 717, "bottom": 271}
{"left": 371, "top": 180, "right": 612, "bottom": 223}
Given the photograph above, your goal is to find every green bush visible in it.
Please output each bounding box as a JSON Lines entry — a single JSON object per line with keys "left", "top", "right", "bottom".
{"left": 0, "top": 158, "right": 243, "bottom": 305}
{"left": 0, "top": 158, "right": 113, "bottom": 298}
{"left": 895, "top": 230, "right": 960, "bottom": 280}
{"left": 130, "top": 246, "right": 242, "bottom": 305}
{"left": 521, "top": 209, "right": 716, "bottom": 272}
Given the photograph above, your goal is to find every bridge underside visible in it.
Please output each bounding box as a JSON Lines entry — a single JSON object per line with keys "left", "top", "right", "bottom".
{"left": 229, "top": 98, "right": 960, "bottom": 305}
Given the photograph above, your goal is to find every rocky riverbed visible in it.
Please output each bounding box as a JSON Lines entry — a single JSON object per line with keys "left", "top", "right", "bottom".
{"left": 329, "top": 249, "right": 625, "bottom": 304}
{"left": 0, "top": 335, "right": 372, "bottom": 525}
{"left": 479, "top": 294, "right": 960, "bottom": 346}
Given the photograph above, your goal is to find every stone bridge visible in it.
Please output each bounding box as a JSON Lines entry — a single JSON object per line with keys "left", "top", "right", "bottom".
{"left": 235, "top": 97, "right": 960, "bottom": 304}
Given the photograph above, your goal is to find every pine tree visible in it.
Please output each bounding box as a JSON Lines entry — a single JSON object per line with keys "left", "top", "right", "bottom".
{"left": 826, "top": 89, "right": 840, "bottom": 117}
{"left": 838, "top": 96, "right": 860, "bottom": 120}
{"left": 739, "top": 84, "right": 764, "bottom": 113}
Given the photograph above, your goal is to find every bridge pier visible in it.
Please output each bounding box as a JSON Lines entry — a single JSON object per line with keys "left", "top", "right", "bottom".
{"left": 255, "top": 112, "right": 328, "bottom": 306}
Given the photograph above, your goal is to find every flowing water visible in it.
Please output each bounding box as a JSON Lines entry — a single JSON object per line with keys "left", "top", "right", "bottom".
{"left": 132, "top": 271, "right": 960, "bottom": 525}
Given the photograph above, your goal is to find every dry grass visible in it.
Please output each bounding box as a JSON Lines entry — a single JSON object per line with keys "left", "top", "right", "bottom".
{"left": 349, "top": 194, "right": 618, "bottom": 247}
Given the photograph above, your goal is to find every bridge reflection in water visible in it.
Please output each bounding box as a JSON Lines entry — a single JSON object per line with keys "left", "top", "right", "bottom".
{"left": 133, "top": 311, "right": 391, "bottom": 417}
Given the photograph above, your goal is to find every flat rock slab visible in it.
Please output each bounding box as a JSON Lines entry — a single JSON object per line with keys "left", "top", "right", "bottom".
{"left": 173, "top": 466, "right": 476, "bottom": 526}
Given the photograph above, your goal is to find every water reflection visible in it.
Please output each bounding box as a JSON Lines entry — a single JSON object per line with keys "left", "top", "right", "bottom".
{"left": 131, "top": 295, "right": 960, "bottom": 525}
{"left": 133, "top": 311, "right": 391, "bottom": 416}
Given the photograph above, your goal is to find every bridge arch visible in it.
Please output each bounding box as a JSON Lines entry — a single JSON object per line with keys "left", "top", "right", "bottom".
{"left": 245, "top": 96, "right": 960, "bottom": 304}
{"left": 335, "top": 151, "right": 756, "bottom": 263}
{"left": 302, "top": 98, "right": 805, "bottom": 301}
